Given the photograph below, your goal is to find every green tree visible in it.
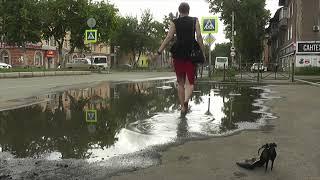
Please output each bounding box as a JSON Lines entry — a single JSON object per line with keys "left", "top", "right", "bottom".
{"left": 212, "top": 42, "right": 231, "bottom": 64}
{"left": 163, "top": 12, "right": 178, "bottom": 34}
{"left": 89, "top": 1, "right": 118, "bottom": 44}
{"left": 1, "top": 0, "right": 42, "bottom": 66}
{"left": 111, "top": 16, "right": 140, "bottom": 64}
{"left": 0, "top": 1, "right": 5, "bottom": 44}
{"left": 208, "top": 0, "right": 270, "bottom": 63}
{"left": 136, "top": 10, "right": 165, "bottom": 64}
{"left": 40, "top": 0, "right": 74, "bottom": 65}
{"left": 1, "top": 0, "right": 42, "bottom": 46}
{"left": 111, "top": 10, "right": 166, "bottom": 67}
{"left": 161, "top": 12, "right": 178, "bottom": 63}
{"left": 67, "top": 0, "right": 90, "bottom": 54}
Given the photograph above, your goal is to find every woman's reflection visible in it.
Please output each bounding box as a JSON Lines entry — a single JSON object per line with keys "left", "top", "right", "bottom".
{"left": 177, "top": 117, "right": 189, "bottom": 139}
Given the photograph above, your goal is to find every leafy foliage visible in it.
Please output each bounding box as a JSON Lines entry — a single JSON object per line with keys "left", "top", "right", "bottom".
{"left": 208, "top": 0, "right": 270, "bottom": 63}
{"left": 0, "top": 0, "right": 175, "bottom": 66}
{"left": 1, "top": 0, "right": 42, "bottom": 46}
{"left": 111, "top": 10, "right": 165, "bottom": 66}
{"left": 212, "top": 42, "right": 232, "bottom": 61}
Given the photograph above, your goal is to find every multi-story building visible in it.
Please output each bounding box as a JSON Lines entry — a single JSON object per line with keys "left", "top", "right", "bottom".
{"left": 0, "top": 32, "right": 111, "bottom": 69}
{"left": 267, "top": 0, "right": 320, "bottom": 68}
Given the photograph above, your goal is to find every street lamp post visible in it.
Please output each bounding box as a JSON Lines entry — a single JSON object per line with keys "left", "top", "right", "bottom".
{"left": 231, "top": 0, "right": 241, "bottom": 67}
{"left": 231, "top": 11, "right": 235, "bottom": 67}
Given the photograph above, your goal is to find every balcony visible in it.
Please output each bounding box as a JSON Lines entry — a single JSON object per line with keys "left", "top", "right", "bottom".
{"left": 279, "top": 7, "right": 288, "bottom": 30}
{"left": 278, "top": 0, "right": 287, "bottom": 6}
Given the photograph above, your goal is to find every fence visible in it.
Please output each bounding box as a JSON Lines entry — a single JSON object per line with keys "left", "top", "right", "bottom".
{"left": 200, "top": 61, "right": 295, "bottom": 82}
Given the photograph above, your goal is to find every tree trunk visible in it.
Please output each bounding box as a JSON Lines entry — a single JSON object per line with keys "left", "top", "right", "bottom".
{"left": 135, "top": 51, "right": 142, "bottom": 67}
{"left": 57, "top": 40, "right": 64, "bottom": 68}
{"left": 131, "top": 49, "right": 136, "bottom": 66}
{"left": 22, "top": 43, "right": 28, "bottom": 68}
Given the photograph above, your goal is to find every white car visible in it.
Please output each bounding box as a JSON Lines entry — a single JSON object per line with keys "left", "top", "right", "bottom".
{"left": 66, "top": 58, "right": 93, "bottom": 69}
{"left": 90, "top": 56, "right": 110, "bottom": 70}
{"left": 250, "top": 63, "right": 267, "bottom": 72}
{"left": 0, "top": 62, "right": 12, "bottom": 69}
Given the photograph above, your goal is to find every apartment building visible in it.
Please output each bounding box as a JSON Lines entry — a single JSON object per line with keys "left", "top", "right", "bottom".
{"left": 267, "top": 0, "right": 320, "bottom": 68}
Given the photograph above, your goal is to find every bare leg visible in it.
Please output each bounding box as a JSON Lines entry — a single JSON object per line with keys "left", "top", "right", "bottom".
{"left": 184, "top": 74, "right": 194, "bottom": 103}
{"left": 177, "top": 75, "right": 186, "bottom": 112}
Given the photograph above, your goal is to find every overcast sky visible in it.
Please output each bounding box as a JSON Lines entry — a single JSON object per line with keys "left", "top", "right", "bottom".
{"left": 106, "top": 0, "right": 280, "bottom": 44}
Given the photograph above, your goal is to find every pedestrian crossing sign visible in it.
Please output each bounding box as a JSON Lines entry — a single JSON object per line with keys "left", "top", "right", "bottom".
{"left": 85, "top": 30, "right": 97, "bottom": 44}
{"left": 86, "top": 110, "right": 97, "bottom": 123}
{"left": 201, "top": 17, "right": 218, "bottom": 34}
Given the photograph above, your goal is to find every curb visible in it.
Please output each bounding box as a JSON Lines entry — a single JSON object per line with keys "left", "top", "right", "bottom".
{"left": 296, "top": 79, "right": 320, "bottom": 87}
{"left": 0, "top": 71, "right": 91, "bottom": 79}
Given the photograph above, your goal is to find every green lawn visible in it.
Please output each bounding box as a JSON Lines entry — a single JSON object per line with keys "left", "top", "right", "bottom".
{"left": 295, "top": 67, "right": 320, "bottom": 76}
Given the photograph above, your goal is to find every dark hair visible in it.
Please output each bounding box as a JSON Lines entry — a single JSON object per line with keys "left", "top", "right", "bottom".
{"left": 178, "top": 2, "right": 190, "bottom": 14}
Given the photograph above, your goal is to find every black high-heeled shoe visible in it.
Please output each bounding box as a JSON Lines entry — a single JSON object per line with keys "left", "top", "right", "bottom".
{"left": 180, "top": 109, "right": 187, "bottom": 118}
{"left": 184, "top": 101, "right": 189, "bottom": 113}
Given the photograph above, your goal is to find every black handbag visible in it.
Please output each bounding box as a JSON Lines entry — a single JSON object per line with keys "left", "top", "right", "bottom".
{"left": 190, "top": 18, "right": 205, "bottom": 64}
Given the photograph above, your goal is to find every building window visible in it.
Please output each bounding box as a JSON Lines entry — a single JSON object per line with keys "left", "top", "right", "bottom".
{"left": 280, "top": 7, "right": 288, "bottom": 19}
{"left": 291, "top": 3, "right": 294, "bottom": 17}
{"left": 0, "top": 50, "right": 10, "bottom": 64}
{"left": 290, "top": 25, "right": 293, "bottom": 40}
{"left": 34, "top": 51, "right": 43, "bottom": 66}
{"left": 72, "top": 55, "right": 78, "bottom": 59}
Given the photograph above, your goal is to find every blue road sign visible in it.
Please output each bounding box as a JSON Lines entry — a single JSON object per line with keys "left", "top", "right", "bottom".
{"left": 201, "top": 17, "right": 218, "bottom": 34}
{"left": 86, "top": 110, "right": 97, "bottom": 122}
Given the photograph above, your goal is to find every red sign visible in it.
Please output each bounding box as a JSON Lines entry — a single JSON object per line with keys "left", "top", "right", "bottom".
{"left": 305, "top": 60, "right": 310, "bottom": 64}
{"left": 46, "top": 50, "right": 55, "bottom": 58}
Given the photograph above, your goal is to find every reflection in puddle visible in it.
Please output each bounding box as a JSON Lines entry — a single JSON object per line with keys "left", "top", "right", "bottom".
{"left": 0, "top": 81, "right": 276, "bottom": 163}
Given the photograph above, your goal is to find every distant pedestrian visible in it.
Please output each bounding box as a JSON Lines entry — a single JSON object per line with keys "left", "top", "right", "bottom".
{"left": 57, "top": 63, "right": 61, "bottom": 69}
{"left": 157, "top": 2, "right": 205, "bottom": 117}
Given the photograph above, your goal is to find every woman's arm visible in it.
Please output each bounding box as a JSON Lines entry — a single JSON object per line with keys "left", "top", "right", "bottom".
{"left": 195, "top": 18, "right": 206, "bottom": 59}
{"left": 158, "top": 22, "right": 176, "bottom": 53}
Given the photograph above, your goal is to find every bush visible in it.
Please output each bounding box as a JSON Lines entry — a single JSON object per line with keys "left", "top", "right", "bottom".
{"left": 0, "top": 67, "right": 94, "bottom": 73}
{"left": 212, "top": 68, "right": 237, "bottom": 77}
{"left": 0, "top": 67, "right": 46, "bottom": 73}
{"left": 295, "top": 67, "right": 320, "bottom": 76}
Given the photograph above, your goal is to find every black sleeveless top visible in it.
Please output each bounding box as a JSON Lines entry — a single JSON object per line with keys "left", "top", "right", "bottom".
{"left": 173, "top": 16, "right": 196, "bottom": 60}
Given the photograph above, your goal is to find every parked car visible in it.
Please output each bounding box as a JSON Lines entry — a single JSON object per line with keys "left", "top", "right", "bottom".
{"left": 0, "top": 62, "right": 12, "bottom": 69}
{"left": 215, "top": 57, "right": 228, "bottom": 69}
{"left": 66, "top": 58, "right": 93, "bottom": 69}
{"left": 90, "top": 56, "right": 110, "bottom": 70}
{"left": 250, "top": 63, "right": 267, "bottom": 72}
{"left": 118, "top": 64, "right": 133, "bottom": 70}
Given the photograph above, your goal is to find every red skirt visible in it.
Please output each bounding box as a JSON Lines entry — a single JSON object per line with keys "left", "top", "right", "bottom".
{"left": 173, "top": 59, "right": 195, "bottom": 85}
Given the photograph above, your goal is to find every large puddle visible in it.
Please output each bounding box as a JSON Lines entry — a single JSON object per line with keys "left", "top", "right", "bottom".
{"left": 0, "top": 81, "right": 277, "bottom": 164}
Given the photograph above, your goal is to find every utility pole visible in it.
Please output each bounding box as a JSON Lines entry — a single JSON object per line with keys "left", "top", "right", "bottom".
{"left": 208, "top": 33, "right": 212, "bottom": 78}
{"left": 231, "top": 11, "right": 235, "bottom": 67}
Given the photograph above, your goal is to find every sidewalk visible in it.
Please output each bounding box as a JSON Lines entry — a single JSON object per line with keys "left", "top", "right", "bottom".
{"left": 0, "top": 71, "right": 91, "bottom": 78}
{"left": 111, "top": 84, "right": 320, "bottom": 180}
{"left": 0, "top": 72, "right": 176, "bottom": 111}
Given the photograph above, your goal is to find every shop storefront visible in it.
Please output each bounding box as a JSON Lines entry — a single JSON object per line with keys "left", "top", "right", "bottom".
{"left": 45, "top": 50, "right": 56, "bottom": 69}
{"left": 279, "top": 43, "right": 295, "bottom": 70}
{"left": 295, "top": 41, "right": 320, "bottom": 68}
